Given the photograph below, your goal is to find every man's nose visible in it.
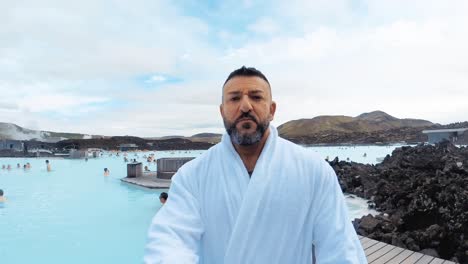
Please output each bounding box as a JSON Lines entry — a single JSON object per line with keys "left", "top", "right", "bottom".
{"left": 239, "top": 95, "right": 253, "bottom": 113}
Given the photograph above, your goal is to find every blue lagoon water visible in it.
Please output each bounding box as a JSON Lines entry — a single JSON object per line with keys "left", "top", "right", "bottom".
{"left": 0, "top": 146, "right": 401, "bottom": 263}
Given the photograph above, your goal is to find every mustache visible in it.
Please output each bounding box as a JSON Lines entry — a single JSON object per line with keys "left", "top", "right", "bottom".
{"left": 234, "top": 112, "right": 258, "bottom": 125}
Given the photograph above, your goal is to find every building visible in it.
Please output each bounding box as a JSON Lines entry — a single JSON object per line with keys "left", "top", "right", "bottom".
{"left": 119, "top": 143, "right": 139, "bottom": 151}
{"left": 157, "top": 157, "right": 195, "bottom": 179}
{"left": 69, "top": 149, "right": 88, "bottom": 159}
{"left": 422, "top": 128, "right": 468, "bottom": 144}
{"left": 0, "top": 139, "right": 24, "bottom": 151}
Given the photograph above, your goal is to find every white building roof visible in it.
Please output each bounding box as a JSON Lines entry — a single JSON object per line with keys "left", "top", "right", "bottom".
{"left": 422, "top": 128, "right": 468, "bottom": 134}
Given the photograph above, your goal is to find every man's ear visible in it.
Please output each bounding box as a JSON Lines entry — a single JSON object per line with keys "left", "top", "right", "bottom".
{"left": 220, "top": 104, "right": 224, "bottom": 118}
{"left": 269, "top": 101, "right": 276, "bottom": 121}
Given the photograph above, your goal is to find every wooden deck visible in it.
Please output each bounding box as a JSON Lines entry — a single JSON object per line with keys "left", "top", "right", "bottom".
{"left": 358, "top": 236, "right": 457, "bottom": 264}
{"left": 120, "top": 172, "right": 171, "bottom": 189}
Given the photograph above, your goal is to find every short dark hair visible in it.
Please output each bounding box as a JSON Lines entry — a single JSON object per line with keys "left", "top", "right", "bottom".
{"left": 159, "top": 192, "right": 168, "bottom": 200}
{"left": 0, "top": 189, "right": 3, "bottom": 196}
{"left": 223, "top": 66, "right": 270, "bottom": 86}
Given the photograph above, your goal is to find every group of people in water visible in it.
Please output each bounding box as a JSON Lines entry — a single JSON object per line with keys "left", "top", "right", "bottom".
{"left": 1, "top": 153, "right": 167, "bottom": 207}
{"left": 2, "top": 162, "right": 32, "bottom": 170}
{"left": 1, "top": 160, "right": 57, "bottom": 171}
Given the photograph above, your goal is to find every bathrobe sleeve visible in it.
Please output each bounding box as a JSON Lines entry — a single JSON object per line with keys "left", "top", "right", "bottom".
{"left": 312, "top": 163, "right": 367, "bottom": 263}
{"left": 144, "top": 171, "right": 204, "bottom": 264}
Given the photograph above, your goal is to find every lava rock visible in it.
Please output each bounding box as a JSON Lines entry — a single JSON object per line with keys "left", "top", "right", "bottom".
{"left": 331, "top": 142, "right": 468, "bottom": 262}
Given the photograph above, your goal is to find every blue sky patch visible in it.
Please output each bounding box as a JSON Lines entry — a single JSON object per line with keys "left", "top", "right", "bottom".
{"left": 135, "top": 74, "right": 183, "bottom": 90}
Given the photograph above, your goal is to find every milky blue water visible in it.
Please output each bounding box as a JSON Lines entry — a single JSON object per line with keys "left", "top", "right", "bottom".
{"left": 307, "top": 144, "right": 405, "bottom": 164}
{"left": 0, "top": 146, "right": 401, "bottom": 263}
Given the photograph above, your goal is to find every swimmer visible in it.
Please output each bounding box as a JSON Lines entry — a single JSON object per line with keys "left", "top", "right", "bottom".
{"left": 159, "top": 192, "right": 168, "bottom": 205}
{"left": 104, "top": 168, "right": 110, "bottom": 176}
{"left": 17, "top": 163, "right": 21, "bottom": 168}
{"left": 7, "top": 165, "right": 11, "bottom": 170}
{"left": 26, "top": 162, "right": 31, "bottom": 169}
{"left": 1, "top": 165, "right": 5, "bottom": 169}
{"left": 144, "top": 166, "right": 150, "bottom": 172}
{"left": 23, "top": 164, "right": 27, "bottom": 169}
{"left": 45, "top": 160, "right": 51, "bottom": 171}
{"left": 0, "top": 189, "right": 6, "bottom": 202}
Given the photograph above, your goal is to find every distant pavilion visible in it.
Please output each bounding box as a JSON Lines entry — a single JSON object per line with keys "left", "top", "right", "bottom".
{"left": 422, "top": 128, "right": 468, "bottom": 144}
{"left": 119, "top": 143, "right": 138, "bottom": 151}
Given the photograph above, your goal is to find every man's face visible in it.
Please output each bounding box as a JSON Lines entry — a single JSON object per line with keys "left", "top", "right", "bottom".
{"left": 220, "top": 76, "right": 276, "bottom": 145}
{"left": 159, "top": 198, "right": 166, "bottom": 204}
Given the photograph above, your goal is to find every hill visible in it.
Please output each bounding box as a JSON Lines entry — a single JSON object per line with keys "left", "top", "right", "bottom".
{"left": 189, "top": 133, "right": 222, "bottom": 144}
{"left": 0, "top": 122, "right": 100, "bottom": 143}
{"left": 278, "top": 111, "right": 435, "bottom": 144}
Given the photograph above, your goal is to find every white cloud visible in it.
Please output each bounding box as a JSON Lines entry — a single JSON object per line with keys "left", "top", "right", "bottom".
{"left": 147, "top": 75, "right": 167, "bottom": 83}
{"left": 18, "top": 95, "right": 108, "bottom": 113}
{"left": 0, "top": 0, "right": 467, "bottom": 137}
{"left": 248, "top": 17, "right": 279, "bottom": 35}
{"left": 0, "top": 101, "right": 18, "bottom": 110}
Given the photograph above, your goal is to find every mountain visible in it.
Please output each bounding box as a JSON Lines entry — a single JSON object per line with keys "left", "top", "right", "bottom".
{"left": 189, "top": 133, "right": 222, "bottom": 144}
{"left": 3, "top": 110, "right": 459, "bottom": 147}
{"left": 191, "top": 133, "right": 222, "bottom": 138}
{"left": 278, "top": 111, "right": 433, "bottom": 138}
{"left": 144, "top": 133, "right": 222, "bottom": 144}
{"left": 277, "top": 111, "right": 436, "bottom": 144}
{"left": 0, "top": 122, "right": 101, "bottom": 143}
{"left": 55, "top": 136, "right": 214, "bottom": 151}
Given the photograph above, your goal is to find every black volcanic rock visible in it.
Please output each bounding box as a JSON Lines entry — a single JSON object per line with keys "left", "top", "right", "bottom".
{"left": 330, "top": 141, "right": 468, "bottom": 262}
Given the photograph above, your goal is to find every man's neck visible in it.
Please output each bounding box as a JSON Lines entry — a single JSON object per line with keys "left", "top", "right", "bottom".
{"left": 233, "top": 128, "right": 270, "bottom": 173}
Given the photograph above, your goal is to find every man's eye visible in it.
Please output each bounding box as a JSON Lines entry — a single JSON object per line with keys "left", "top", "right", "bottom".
{"left": 252, "top": 96, "right": 262, "bottom": 100}
{"left": 230, "top": 97, "right": 240, "bottom": 101}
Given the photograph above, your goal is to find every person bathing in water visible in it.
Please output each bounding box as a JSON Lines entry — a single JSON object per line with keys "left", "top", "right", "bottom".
{"left": 0, "top": 189, "right": 6, "bottom": 203}
{"left": 45, "top": 160, "right": 51, "bottom": 171}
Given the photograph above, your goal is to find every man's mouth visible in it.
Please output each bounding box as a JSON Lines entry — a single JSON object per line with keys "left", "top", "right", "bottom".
{"left": 235, "top": 114, "right": 257, "bottom": 124}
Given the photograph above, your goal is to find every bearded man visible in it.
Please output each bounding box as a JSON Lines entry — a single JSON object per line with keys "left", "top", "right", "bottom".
{"left": 144, "top": 66, "right": 366, "bottom": 264}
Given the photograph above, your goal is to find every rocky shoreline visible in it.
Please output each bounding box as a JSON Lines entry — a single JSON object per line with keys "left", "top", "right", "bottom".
{"left": 0, "top": 137, "right": 215, "bottom": 157}
{"left": 286, "top": 127, "right": 431, "bottom": 145}
{"left": 329, "top": 141, "right": 468, "bottom": 263}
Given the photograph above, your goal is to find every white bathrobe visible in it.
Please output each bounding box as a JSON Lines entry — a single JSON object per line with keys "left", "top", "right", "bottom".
{"left": 145, "top": 126, "right": 367, "bottom": 264}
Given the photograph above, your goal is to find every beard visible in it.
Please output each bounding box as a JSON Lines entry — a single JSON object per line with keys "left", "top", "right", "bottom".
{"left": 224, "top": 112, "right": 269, "bottom": 146}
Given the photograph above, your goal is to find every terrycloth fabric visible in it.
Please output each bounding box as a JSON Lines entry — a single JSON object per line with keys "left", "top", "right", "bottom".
{"left": 145, "top": 126, "right": 367, "bottom": 264}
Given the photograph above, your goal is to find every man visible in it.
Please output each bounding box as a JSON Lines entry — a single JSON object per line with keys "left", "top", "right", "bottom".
{"left": 145, "top": 66, "right": 366, "bottom": 263}
{"left": 45, "top": 160, "right": 51, "bottom": 172}
{"left": 159, "top": 192, "right": 168, "bottom": 205}
{"left": 0, "top": 189, "right": 6, "bottom": 203}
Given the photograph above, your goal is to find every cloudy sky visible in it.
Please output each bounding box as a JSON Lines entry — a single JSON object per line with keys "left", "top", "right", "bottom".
{"left": 1, "top": 0, "right": 467, "bottom": 137}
